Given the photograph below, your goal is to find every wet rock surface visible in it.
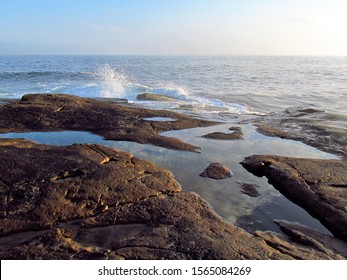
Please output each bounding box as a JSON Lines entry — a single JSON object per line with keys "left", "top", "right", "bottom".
{"left": 0, "top": 94, "right": 219, "bottom": 152}
{"left": 255, "top": 220, "right": 347, "bottom": 259}
{"left": 239, "top": 183, "right": 260, "bottom": 197}
{"left": 136, "top": 92, "right": 176, "bottom": 101}
{"left": 0, "top": 138, "right": 291, "bottom": 260}
{"left": 202, "top": 127, "right": 243, "bottom": 140}
{"left": 199, "top": 162, "right": 232, "bottom": 180}
{"left": 241, "top": 155, "right": 347, "bottom": 240}
{"left": 252, "top": 113, "right": 347, "bottom": 158}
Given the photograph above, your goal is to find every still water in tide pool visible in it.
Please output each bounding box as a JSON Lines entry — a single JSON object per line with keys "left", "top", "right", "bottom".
{"left": 0, "top": 122, "right": 337, "bottom": 235}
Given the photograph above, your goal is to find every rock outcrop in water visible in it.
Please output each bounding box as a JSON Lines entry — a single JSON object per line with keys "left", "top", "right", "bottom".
{"left": 241, "top": 155, "right": 347, "bottom": 240}
{"left": 136, "top": 92, "right": 176, "bottom": 101}
{"left": 253, "top": 113, "right": 347, "bottom": 158}
{"left": 239, "top": 183, "right": 260, "bottom": 197}
{"left": 0, "top": 94, "right": 219, "bottom": 152}
{"left": 202, "top": 127, "right": 243, "bottom": 140}
{"left": 199, "top": 162, "right": 232, "bottom": 180}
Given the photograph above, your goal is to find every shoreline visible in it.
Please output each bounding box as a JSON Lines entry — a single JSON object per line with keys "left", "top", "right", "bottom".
{"left": 0, "top": 94, "right": 346, "bottom": 259}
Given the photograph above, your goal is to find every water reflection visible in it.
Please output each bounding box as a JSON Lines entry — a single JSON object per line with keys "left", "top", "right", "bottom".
{"left": 0, "top": 123, "right": 336, "bottom": 235}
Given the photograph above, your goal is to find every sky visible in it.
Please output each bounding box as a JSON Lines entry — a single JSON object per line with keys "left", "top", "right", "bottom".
{"left": 0, "top": 0, "right": 347, "bottom": 56}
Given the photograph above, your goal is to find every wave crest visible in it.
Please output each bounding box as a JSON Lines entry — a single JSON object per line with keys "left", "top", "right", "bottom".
{"left": 97, "top": 64, "right": 130, "bottom": 98}
{"left": 94, "top": 64, "right": 258, "bottom": 114}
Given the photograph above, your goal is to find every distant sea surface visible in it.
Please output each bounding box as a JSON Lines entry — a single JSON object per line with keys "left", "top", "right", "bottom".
{"left": 1, "top": 55, "right": 346, "bottom": 125}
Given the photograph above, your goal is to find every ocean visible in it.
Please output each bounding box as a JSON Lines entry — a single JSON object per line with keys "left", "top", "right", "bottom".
{"left": 1, "top": 55, "right": 346, "bottom": 235}
{"left": 1, "top": 55, "right": 347, "bottom": 118}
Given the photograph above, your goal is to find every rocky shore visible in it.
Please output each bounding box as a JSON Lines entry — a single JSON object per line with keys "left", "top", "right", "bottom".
{"left": 0, "top": 94, "right": 346, "bottom": 259}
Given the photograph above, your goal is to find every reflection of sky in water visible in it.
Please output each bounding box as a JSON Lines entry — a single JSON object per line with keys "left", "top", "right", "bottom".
{"left": 0, "top": 123, "right": 336, "bottom": 235}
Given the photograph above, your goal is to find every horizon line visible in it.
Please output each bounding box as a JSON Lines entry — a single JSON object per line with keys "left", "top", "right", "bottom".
{"left": 1, "top": 53, "right": 347, "bottom": 57}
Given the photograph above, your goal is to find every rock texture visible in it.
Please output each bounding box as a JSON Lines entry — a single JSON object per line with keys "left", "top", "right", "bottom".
{"left": 0, "top": 138, "right": 291, "bottom": 260}
{"left": 136, "top": 92, "right": 176, "bottom": 101}
{"left": 202, "top": 127, "right": 243, "bottom": 140}
{"left": 199, "top": 162, "right": 232, "bottom": 180}
{"left": 239, "top": 183, "right": 260, "bottom": 197}
{"left": 241, "top": 155, "right": 347, "bottom": 240}
{"left": 253, "top": 115, "right": 347, "bottom": 158}
{"left": 0, "top": 94, "right": 219, "bottom": 152}
{"left": 256, "top": 220, "right": 347, "bottom": 259}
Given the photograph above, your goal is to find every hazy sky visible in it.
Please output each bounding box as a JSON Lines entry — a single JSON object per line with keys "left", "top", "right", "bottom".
{"left": 1, "top": 0, "right": 346, "bottom": 55}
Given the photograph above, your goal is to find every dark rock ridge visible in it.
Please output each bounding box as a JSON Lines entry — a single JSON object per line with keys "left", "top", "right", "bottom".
{"left": 0, "top": 138, "right": 292, "bottom": 260}
{"left": 202, "top": 127, "right": 243, "bottom": 140}
{"left": 241, "top": 155, "right": 347, "bottom": 240}
{"left": 0, "top": 94, "right": 219, "bottom": 152}
{"left": 199, "top": 162, "right": 232, "bottom": 180}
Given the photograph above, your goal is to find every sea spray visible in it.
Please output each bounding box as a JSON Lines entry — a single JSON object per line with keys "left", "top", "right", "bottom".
{"left": 97, "top": 64, "right": 130, "bottom": 98}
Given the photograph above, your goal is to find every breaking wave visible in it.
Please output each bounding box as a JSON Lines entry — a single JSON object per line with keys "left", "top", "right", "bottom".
{"left": 95, "top": 64, "right": 257, "bottom": 115}
{"left": 0, "top": 64, "right": 259, "bottom": 115}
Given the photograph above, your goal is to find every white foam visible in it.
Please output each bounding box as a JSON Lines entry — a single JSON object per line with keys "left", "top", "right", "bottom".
{"left": 94, "top": 64, "right": 260, "bottom": 115}
{"left": 97, "top": 64, "right": 130, "bottom": 98}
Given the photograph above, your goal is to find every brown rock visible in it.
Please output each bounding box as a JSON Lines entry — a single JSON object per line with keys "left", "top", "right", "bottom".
{"left": 0, "top": 138, "right": 290, "bottom": 260}
{"left": 0, "top": 93, "right": 219, "bottom": 152}
{"left": 202, "top": 127, "right": 243, "bottom": 140}
{"left": 241, "top": 155, "right": 347, "bottom": 240}
{"left": 256, "top": 220, "right": 347, "bottom": 259}
{"left": 136, "top": 92, "right": 176, "bottom": 101}
{"left": 199, "top": 162, "right": 232, "bottom": 180}
{"left": 254, "top": 118, "right": 347, "bottom": 158}
{"left": 239, "top": 183, "right": 260, "bottom": 197}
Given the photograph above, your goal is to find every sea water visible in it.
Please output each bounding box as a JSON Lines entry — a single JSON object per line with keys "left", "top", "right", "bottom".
{"left": 1, "top": 55, "right": 346, "bottom": 118}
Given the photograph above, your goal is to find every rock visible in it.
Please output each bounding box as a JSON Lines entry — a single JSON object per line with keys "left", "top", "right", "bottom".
{"left": 202, "top": 127, "right": 243, "bottom": 140}
{"left": 0, "top": 138, "right": 290, "bottom": 260}
{"left": 255, "top": 220, "right": 347, "bottom": 259}
{"left": 239, "top": 183, "right": 260, "bottom": 197}
{"left": 199, "top": 162, "right": 232, "bottom": 180}
{"left": 254, "top": 118, "right": 347, "bottom": 158}
{"left": 0, "top": 94, "right": 219, "bottom": 152}
{"left": 241, "top": 155, "right": 347, "bottom": 240}
{"left": 136, "top": 92, "right": 177, "bottom": 101}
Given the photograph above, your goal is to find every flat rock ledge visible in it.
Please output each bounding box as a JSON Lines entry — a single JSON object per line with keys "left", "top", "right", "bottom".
{"left": 254, "top": 117, "right": 347, "bottom": 158}
{"left": 0, "top": 138, "right": 288, "bottom": 260}
{"left": 202, "top": 127, "right": 243, "bottom": 140}
{"left": 0, "top": 94, "right": 219, "bottom": 152}
{"left": 199, "top": 162, "right": 232, "bottom": 180}
{"left": 136, "top": 92, "right": 177, "bottom": 101}
{"left": 256, "top": 220, "right": 347, "bottom": 259}
{"left": 241, "top": 155, "right": 347, "bottom": 240}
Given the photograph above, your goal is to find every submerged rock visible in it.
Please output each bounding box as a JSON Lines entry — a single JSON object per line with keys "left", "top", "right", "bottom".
{"left": 241, "top": 155, "right": 347, "bottom": 240}
{"left": 136, "top": 92, "right": 176, "bottom": 101}
{"left": 239, "top": 183, "right": 260, "bottom": 197}
{"left": 0, "top": 93, "right": 219, "bottom": 152}
{"left": 200, "top": 162, "right": 232, "bottom": 180}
